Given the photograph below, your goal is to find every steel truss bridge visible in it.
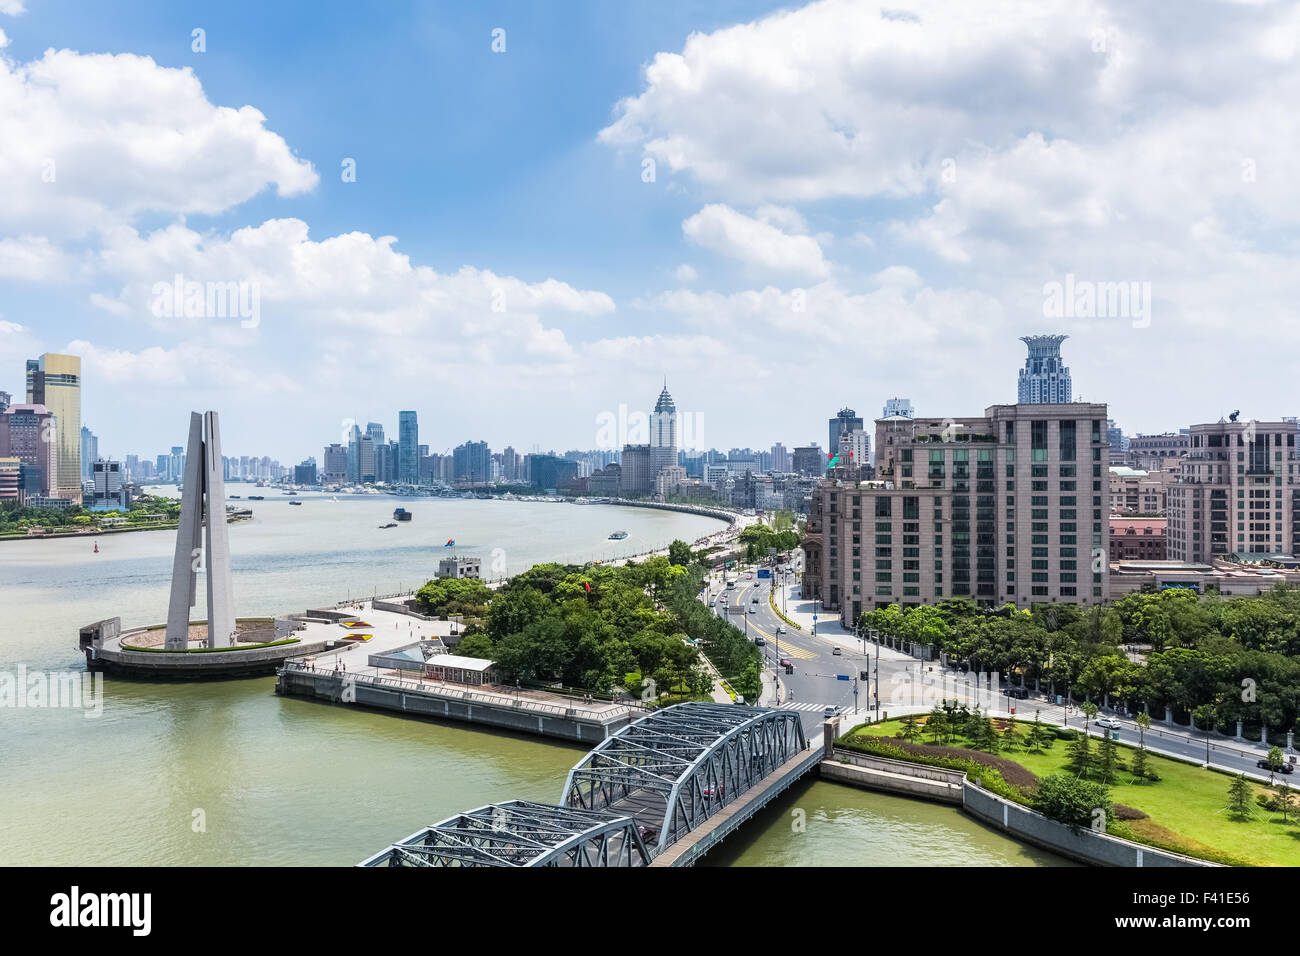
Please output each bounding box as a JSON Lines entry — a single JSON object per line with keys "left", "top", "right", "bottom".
{"left": 359, "top": 702, "right": 812, "bottom": 867}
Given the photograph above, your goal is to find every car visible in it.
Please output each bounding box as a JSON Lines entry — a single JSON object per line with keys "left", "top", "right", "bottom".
{"left": 1003, "top": 686, "right": 1029, "bottom": 699}
{"left": 832, "top": 646, "right": 842, "bottom": 656}
{"left": 1258, "top": 759, "right": 1294, "bottom": 774}
{"left": 776, "top": 625, "right": 786, "bottom": 634}
{"left": 1095, "top": 717, "right": 1122, "bottom": 730}
{"left": 779, "top": 659, "right": 792, "bottom": 668}
{"left": 707, "top": 600, "right": 715, "bottom": 607}
{"left": 823, "top": 706, "right": 837, "bottom": 718}
{"left": 754, "top": 637, "right": 766, "bottom": 646}
{"left": 748, "top": 606, "right": 757, "bottom": 613}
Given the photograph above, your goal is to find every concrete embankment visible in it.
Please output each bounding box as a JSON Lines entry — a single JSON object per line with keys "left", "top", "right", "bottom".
{"left": 822, "top": 746, "right": 1219, "bottom": 867}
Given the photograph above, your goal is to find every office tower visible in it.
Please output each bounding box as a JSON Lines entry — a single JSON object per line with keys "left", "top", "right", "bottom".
{"left": 771, "top": 443, "right": 790, "bottom": 473}
{"left": 358, "top": 435, "right": 376, "bottom": 482}
{"left": 322, "top": 444, "right": 347, "bottom": 482}
{"left": 829, "top": 407, "right": 863, "bottom": 454}
{"left": 528, "top": 454, "right": 579, "bottom": 491}
{"left": 90, "top": 459, "right": 125, "bottom": 509}
{"left": 792, "top": 444, "right": 824, "bottom": 477}
{"left": 837, "top": 428, "right": 870, "bottom": 473}
{"left": 1106, "top": 419, "right": 1128, "bottom": 464}
{"left": 650, "top": 383, "right": 678, "bottom": 478}
{"left": 81, "top": 427, "right": 98, "bottom": 481}
{"left": 619, "top": 444, "right": 653, "bottom": 495}
{"left": 882, "top": 398, "right": 915, "bottom": 419}
{"left": 453, "top": 440, "right": 491, "bottom": 485}
{"left": 169, "top": 446, "right": 185, "bottom": 482}
{"left": 166, "top": 412, "right": 235, "bottom": 649}
{"left": 0, "top": 390, "right": 10, "bottom": 412}
{"left": 294, "top": 458, "right": 318, "bottom": 485}
{"left": 25, "top": 353, "right": 81, "bottom": 500}
{"left": 346, "top": 423, "right": 361, "bottom": 481}
{"left": 0, "top": 404, "right": 58, "bottom": 496}
{"left": 1168, "top": 418, "right": 1299, "bottom": 562}
{"left": 804, "top": 402, "right": 1109, "bottom": 624}
{"left": 398, "top": 411, "right": 418, "bottom": 484}
{"left": 1017, "top": 334, "right": 1072, "bottom": 404}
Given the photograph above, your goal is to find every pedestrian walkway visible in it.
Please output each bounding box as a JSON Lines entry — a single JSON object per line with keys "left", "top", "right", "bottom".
{"left": 779, "top": 701, "right": 833, "bottom": 714}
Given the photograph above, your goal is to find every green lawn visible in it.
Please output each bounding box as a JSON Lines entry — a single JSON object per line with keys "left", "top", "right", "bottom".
{"left": 846, "top": 717, "right": 1300, "bottom": 867}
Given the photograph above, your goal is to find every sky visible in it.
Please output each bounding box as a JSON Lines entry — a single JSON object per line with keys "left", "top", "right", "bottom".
{"left": 1, "top": 0, "right": 1298, "bottom": 464}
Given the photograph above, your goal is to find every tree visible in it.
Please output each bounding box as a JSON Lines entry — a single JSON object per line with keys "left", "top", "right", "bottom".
{"left": 899, "top": 713, "right": 922, "bottom": 742}
{"left": 1034, "top": 774, "right": 1111, "bottom": 833}
{"left": 1275, "top": 780, "right": 1296, "bottom": 823}
{"left": 667, "top": 539, "right": 693, "bottom": 567}
{"left": 926, "top": 704, "right": 949, "bottom": 743}
{"left": 1227, "top": 773, "right": 1254, "bottom": 820}
{"left": 1096, "top": 729, "right": 1120, "bottom": 784}
{"left": 1080, "top": 700, "right": 1098, "bottom": 731}
{"left": 1130, "top": 746, "right": 1150, "bottom": 782}
{"left": 1134, "top": 710, "right": 1151, "bottom": 749}
{"left": 454, "top": 632, "right": 495, "bottom": 660}
{"left": 1266, "top": 745, "right": 1285, "bottom": 771}
{"left": 1024, "top": 712, "right": 1049, "bottom": 753}
{"left": 1066, "top": 729, "right": 1094, "bottom": 778}
{"left": 1000, "top": 720, "right": 1022, "bottom": 751}
{"left": 968, "top": 716, "right": 1000, "bottom": 753}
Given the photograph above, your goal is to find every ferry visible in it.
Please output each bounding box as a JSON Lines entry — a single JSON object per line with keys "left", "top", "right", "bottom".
{"left": 288, "top": 500, "right": 303, "bottom": 506}
{"left": 248, "top": 495, "right": 265, "bottom": 501}
{"left": 393, "top": 507, "right": 412, "bottom": 521}
{"left": 608, "top": 530, "right": 629, "bottom": 540}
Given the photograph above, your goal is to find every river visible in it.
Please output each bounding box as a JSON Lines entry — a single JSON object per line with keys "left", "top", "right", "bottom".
{"left": 0, "top": 493, "right": 1064, "bottom": 866}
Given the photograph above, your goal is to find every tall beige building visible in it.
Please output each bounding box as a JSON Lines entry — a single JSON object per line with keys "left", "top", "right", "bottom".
{"left": 803, "top": 402, "right": 1109, "bottom": 626}
{"left": 1167, "top": 419, "right": 1298, "bottom": 563}
{"left": 26, "top": 353, "right": 81, "bottom": 501}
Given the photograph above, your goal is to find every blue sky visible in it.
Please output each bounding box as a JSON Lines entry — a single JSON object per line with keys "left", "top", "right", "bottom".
{"left": 2, "top": 0, "right": 1297, "bottom": 463}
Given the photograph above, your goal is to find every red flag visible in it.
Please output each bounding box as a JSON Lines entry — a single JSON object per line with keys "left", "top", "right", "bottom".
{"left": 585, "top": 581, "right": 591, "bottom": 594}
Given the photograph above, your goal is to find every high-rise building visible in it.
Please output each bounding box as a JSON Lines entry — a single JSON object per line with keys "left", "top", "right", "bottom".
{"left": 1106, "top": 419, "right": 1129, "bottom": 464}
{"left": 803, "top": 402, "right": 1109, "bottom": 624}
{"left": 528, "top": 454, "right": 579, "bottom": 491}
{"left": 771, "top": 443, "right": 790, "bottom": 474}
{"left": 882, "top": 398, "right": 914, "bottom": 419}
{"left": 619, "top": 444, "right": 653, "bottom": 495}
{"left": 792, "top": 444, "right": 824, "bottom": 477}
{"left": 1168, "top": 418, "right": 1298, "bottom": 562}
{"left": 0, "top": 390, "right": 10, "bottom": 412}
{"left": 1017, "top": 335, "right": 1072, "bottom": 404}
{"left": 829, "top": 407, "right": 863, "bottom": 454}
{"left": 0, "top": 404, "right": 58, "bottom": 497}
{"left": 398, "top": 411, "right": 418, "bottom": 484}
{"left": 294, "top": 458, "right": 318, "bottom": 485}
{"left": 89, "top": 459, "right": 127, "bottom": 510}
{"left": 453, "top": 440, "right": 491, "bottom": 485}
{"left": 322, "top": 443, "right": 348, "bottom": 482}
{"left": 357, "top": 435, "right": 376, "bottom": 482}
{"left": 80, "top": 427, "right": 98, "bottom": 481}
{"left": 26, "top": 353, "right": 81, "bottom": 500}
{"left": 651, "top": 383, "right": 678, "bottom": 478}
{"left": 0, "top": 457, "right": 19, "bottom": 500}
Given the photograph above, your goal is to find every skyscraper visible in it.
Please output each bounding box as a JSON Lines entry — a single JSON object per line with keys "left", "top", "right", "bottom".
{"left": 26, "top": 353, "right": 81, "bottom": 500}
{"left": 0, "top": 404, "right": 57, "bottom": 497}
{"left": 81, "top": 426, "right": 98, "bottom": 481}
{"left": 1017, "top": 334, "right": 1073, "bottom": 404}
{"left": 829, "top": 407, "right": 863, "bottom": 453}
{"left": 398, "top": 411, "right": 418, "bottom": 484}
{"left": 650, "top": 383, "right": 678, "bottom": 478}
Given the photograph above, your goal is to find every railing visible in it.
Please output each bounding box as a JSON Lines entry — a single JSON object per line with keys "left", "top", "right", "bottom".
{"left": 279, "top": 659, "right": 644, "bottom": 722}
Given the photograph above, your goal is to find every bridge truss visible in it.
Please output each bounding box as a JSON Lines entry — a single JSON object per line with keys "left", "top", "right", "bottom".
{"left": 561, "top": 702, "right": 807, "bottom": 858}
{"left": 356, "top": 800, "right": 650, "bottom": 867}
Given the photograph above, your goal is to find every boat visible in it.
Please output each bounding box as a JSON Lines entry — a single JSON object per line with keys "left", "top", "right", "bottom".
{"left": 609, "top": 530, "right": 629, "bottom": 540}
{"left": 393, "top": 507, "right": 412, "bottom": 521}
{"left": 229, "top": 495, "right": 240, "bottom": 499}
{"left": 379, "top": 522, "right": 398, "bottom": 529}
{"left": 248, "top": 495, "right": 265, "bottom": 500}
{"left": 289, "top": 500, "right": 303, "bottom": 506}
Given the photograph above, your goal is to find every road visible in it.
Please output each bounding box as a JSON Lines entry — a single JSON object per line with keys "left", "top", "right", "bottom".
{"left": 699, "top": 559, "right": 1293, "bottom": 783}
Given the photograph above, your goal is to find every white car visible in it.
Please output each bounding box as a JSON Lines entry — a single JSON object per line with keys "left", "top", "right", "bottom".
{"left": 1095, "top": 717, "right": 1122, "bottom": 730}
{"left": 776, "top": 625, "right": 786, "bottom": 634}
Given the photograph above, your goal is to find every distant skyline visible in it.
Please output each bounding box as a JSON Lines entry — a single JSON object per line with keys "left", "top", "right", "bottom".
{"left": 4, "top": 1, "right": 1299, "bottom": 459}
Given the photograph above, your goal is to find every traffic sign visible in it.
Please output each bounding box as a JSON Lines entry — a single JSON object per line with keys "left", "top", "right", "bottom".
{"left": 836, "top": 674, "right": 850, "bottom": 681}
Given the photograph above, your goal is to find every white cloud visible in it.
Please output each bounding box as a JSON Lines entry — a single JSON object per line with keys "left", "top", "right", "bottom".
{"left": 0, "top": 29, "right": 9, "bottom": 48}
{"left": 682, "top": 204, "right": 829, "bottom": 278}
{"left": 673, "top": 263, "right": 698, "bottom": 282}
{"left": 0, "top": 48, "right": 318, "bottom": 238}
{"left": 0, "top": 235, "right": 70, "bottom": 280}
{"left": 0, "top": 2, "right": 24, "bottom": 17}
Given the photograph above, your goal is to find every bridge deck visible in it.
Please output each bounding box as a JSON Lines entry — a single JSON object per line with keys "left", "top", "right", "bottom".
{"left": 649, "top": 746, "right": 822, "bottom": 867}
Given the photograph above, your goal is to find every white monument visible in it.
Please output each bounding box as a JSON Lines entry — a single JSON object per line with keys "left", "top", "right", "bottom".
{"left": 164, "top": 411, "right": 235, "bottom": 649}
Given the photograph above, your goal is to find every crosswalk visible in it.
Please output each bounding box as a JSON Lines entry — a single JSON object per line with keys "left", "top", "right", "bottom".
{"left": 767, "top": 642, "right": 817, "bottom": 660}
{"left": 778, "top": 702, "right": 835, "bottom": 713}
